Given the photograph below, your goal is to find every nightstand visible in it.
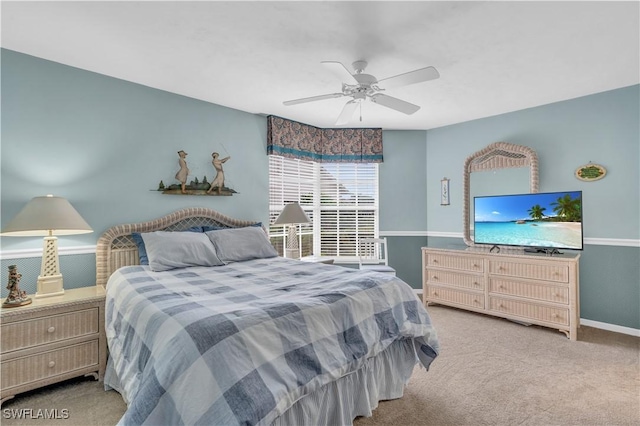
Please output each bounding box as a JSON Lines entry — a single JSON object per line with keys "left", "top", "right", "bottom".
{"left": 0, "top": 286, "right": 106, "bottom": 405}
{"left": 300, "top": 256, "right": 335, "bottom": 264}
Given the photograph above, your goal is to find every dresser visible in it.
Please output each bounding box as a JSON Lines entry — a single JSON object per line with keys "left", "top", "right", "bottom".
{"left": 422, "top": 246, "right": 580, "bottom": 340}
{"left": 0, "top": 286, "right": 106, "bottom": 404}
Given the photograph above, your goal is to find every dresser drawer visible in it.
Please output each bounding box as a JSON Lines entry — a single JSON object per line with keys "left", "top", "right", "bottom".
{"left": 1, "top": 308, "right": 99, "bottom": 353}
{"left": 426, "top": 269, "right": 485, "bottom": 291}
{"left": 426, "top": 253, "right": 484, "bottom": 273}
{"left": 489, "top": 260, "right": 569, "bottom": 283}
{"left": 489, "top": 297, "right": 569, "bottom": 326}
{"left": 427, "top": 286, "right": 484, "bottom": 309}
{"left": 1, "top": 340, "right": 99, "bottom": 390}
{"left": 490, "top": 278, "right": 569, "bottom": 304}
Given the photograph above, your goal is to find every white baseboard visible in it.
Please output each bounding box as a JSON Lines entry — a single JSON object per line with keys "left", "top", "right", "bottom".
{"left": 579, "top": 318, "right": 640, "bottom": 337}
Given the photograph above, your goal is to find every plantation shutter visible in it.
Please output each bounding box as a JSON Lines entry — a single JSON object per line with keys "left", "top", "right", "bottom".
{"left": 268, "top": 155, "right": 378, "bottom": 260}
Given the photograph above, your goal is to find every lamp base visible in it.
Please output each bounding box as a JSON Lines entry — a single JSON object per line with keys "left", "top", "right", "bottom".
{"left": 285, "top": 225, "right": 301, "bottom": 259}
{"left": 285, "top": 248, "right": 300, "bottom": 260}
{"left": 35, "top": 274, "right": 64, "bottom": 298}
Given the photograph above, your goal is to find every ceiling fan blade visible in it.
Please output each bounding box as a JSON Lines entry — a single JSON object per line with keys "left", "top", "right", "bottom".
{"left": 370, "top": 94, "right": 420, "bottom": 115}
{"left": 321, "top": 61, "right": 359, "bottom": 84}
{"left": 377, "top": 66, "right": 440, "bottom": 90}
{"left": 335, "top": 100, "right": 359, "bottom": 125}
{"left": 283, "top": 93, "right": 344, "bottom": 106}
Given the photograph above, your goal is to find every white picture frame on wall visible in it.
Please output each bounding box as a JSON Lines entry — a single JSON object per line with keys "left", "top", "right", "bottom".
{"left": 440, "top": 178, "right": 450, "bottom": 206}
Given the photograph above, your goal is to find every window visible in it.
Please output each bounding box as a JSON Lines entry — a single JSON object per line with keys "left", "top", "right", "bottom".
{"left": 268, "top": 155, "right": 379, "bottom": 261}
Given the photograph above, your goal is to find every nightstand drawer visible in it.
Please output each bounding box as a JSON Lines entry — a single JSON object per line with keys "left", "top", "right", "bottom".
{"left": 1, "top": 308, "right": 99, "bottom": 353}
{"left": 1, "top": 340, "right": 99, "bottom": 390}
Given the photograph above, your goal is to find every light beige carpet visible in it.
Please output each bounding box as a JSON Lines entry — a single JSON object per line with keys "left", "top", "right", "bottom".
{"left": 2, "top": 305, "right": 638, "bottom": 425}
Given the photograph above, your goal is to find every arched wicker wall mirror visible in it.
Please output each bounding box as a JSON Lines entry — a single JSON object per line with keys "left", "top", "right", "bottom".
{"left": 463, "top": 142, "right": 539, "bottom": 246}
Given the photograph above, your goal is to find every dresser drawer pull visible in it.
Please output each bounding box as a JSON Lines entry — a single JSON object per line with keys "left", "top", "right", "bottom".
{"left": 432, "top": 259, "right": 438, "bottom": 264}
{"left": 432, "top": 291, "right": 438, "bottom": 296}
{"left": 498, "top": 266, "right": 506, "bottom": 271}
{"left": 473, "top": 299, "right": 480, "bottom": 304}
{"left": 432, "top": 275, "right": 438, "bottom": 280}
{"left": 47, "top": 326, "right": 56, "bottom": 333}
{"left": 472, "top": 263, "right": 479, "bottom": 268}
{"left": 48, "top": 361, "right": 56, "bottom": 368}
{"left": 552, "top": 313, "right": 559, "bottom": 318}
{"left": 473, "top": 282, "right": 480, "bottom": 286}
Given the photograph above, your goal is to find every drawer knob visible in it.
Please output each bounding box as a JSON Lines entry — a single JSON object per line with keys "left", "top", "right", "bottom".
{"left": 473, "top": 299, "right": 479, "bottom": 304}
{"left": 473, "top": 263, "right": 479, "bottom": 268}
{"left": 432, "top": 259, "right": 438, "bottom": 264}
{"left": 552, "top": 313, "right": 558, "bottom": 318}
{"left": 433, "top": 291, "right": 438, "bottom": 296}
{"left": 432, "top": 275, "right": 438, "bottom": 280}
{"left": 48, "top": 361, "right": 56, "bottom": 368}
{"left": 47, "top": 326, "right": 56, "bottom": 333}
{"left": 498, "top": 304, "right": 504, "bottom": 308}
{"left": 498, "top": 285, "right": 504, "bottom": 289}
{"left": 473, "top": 282, "right": 479, "bottom": 286}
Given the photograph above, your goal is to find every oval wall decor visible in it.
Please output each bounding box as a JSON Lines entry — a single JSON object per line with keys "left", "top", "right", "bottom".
{"left": 575, "top": 163, "right": 607, "bottom": 182}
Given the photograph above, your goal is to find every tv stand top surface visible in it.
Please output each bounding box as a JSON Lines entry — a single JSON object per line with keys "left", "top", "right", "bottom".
{"left": 524, "top": 247, "right": 563, "bottom": 255}
{"left": 421, "top": 242, "right": 580, "bottom": 260}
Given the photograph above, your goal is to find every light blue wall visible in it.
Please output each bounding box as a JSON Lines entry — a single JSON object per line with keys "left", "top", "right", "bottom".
{"left": 1, "top": 49, "right": 269, "bottom": 254}
{"left": 379, "top": 130, "right": 428, "bottom": 231}
{"left": 1, "top": 49, "right": 638, "bottom": 330}
{"left": 424, "top": 85, "right": 640, "bottom": 329}
{"left": 426, "top": 85, "right": 640, "bottom": 239}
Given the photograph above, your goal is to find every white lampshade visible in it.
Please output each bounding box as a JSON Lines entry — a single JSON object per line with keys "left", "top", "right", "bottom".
{"left": 1, "top": 195, "right": 93, "bottom": 237}
{"left": 1, "top": 195, "right": 93, "bottom": 298}
{"left": 273, "top": 202, "right": 310, "bottom": 225}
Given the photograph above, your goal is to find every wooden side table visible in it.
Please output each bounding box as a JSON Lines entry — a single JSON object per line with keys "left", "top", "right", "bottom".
{"left": 0, "top": 286, "right": 107, "bottom": 405}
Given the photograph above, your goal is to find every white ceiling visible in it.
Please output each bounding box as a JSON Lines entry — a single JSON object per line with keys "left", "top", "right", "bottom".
{"left": 2, "top": 1, "right": 639, "bottom": 130}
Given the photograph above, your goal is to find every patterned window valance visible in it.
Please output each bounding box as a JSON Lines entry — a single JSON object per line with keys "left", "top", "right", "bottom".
{"left": 267, "top": 115, "right": 383, "bottom": 163}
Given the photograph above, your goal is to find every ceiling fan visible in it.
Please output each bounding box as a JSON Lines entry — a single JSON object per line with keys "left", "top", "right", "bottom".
{"left": 283, "top": 60, "right": 440, "bottom": 125}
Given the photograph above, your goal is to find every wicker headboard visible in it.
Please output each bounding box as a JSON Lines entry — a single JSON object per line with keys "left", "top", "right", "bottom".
{"left": 95, "top": 207, "right": 259, "bottom": 287}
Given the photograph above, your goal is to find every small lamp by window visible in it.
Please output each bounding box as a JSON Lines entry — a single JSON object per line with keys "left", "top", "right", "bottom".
{"left": 1, "top": 195, "right": 93, "bottom": 298}
{"left": 273, "top": 202, "right": 310, "bottom": 259}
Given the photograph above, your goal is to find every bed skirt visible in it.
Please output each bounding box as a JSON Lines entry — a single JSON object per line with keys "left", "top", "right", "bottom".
{"left": 105, "top": 338, "right": 419, "bottom": 425}
{"left": 271, "top": 338, "right": 418, "bottom": 425}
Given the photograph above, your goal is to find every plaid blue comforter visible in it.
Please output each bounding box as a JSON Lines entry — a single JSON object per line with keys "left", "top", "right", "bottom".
{"left": 105, "top": 257, "right": 439, "bottom": 425}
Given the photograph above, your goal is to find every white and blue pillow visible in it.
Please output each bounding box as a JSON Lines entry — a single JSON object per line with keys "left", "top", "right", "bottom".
{"left": 131, "top": 224, "right": 276, "bottom": 271}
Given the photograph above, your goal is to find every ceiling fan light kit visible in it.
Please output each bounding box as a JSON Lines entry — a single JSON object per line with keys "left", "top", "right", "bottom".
{"left": 283, "top": 60, "right": 440, "bottom": 125}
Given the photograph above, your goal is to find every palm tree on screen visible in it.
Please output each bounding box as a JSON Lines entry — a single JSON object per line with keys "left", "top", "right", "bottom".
{"left": 551, "top": 194, "right": 581, "bottom": 222}
{"left": 527, "top": 204, "right": 546, "bottom": 220}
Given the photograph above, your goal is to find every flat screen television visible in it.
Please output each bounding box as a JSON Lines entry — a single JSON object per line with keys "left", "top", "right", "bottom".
{"left": 473, "top": 191, "right": 583, "bottom": 252}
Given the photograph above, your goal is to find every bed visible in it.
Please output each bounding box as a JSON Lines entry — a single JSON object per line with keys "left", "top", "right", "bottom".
{"left": 97, "top": 208, "right": 439, "bottom": 425}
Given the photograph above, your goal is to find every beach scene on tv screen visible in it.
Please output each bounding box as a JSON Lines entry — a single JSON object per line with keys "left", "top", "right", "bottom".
{"left": 474, "top": 191, "right": 582, "bottom": 249}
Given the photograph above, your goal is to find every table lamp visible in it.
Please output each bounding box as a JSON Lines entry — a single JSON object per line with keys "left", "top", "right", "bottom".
{"left": 273, "top": 202, "right": 310, "bottom": 259}
{"left": 1, "top": 195, "right": 93, "bottom": 298}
